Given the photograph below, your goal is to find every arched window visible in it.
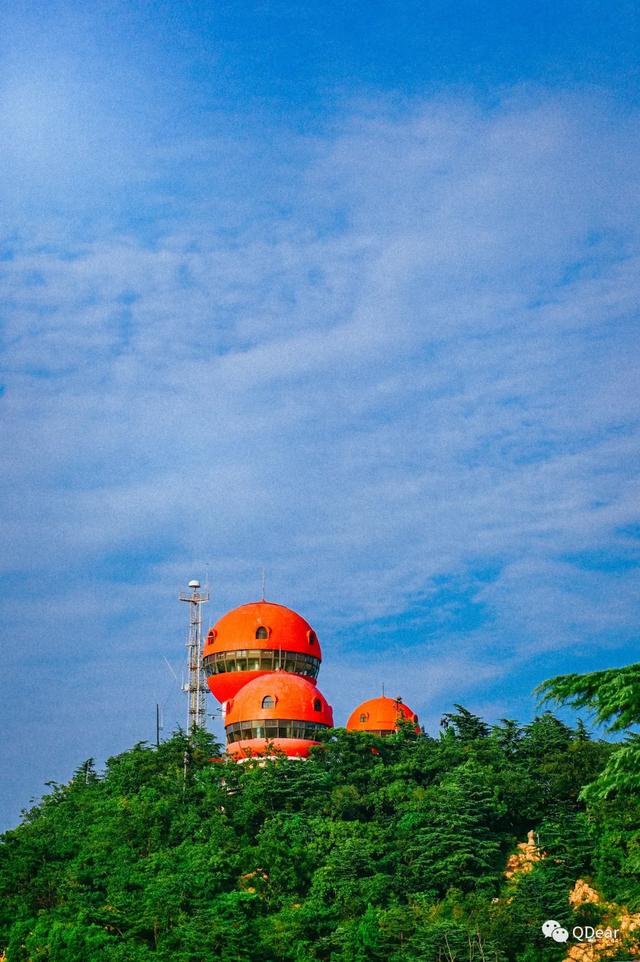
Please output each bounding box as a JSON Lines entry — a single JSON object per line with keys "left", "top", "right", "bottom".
{"left": 308, "top": 630, "right": 317, "bottom": 646}
{"left": 261, "top": 695, "right": 275, "bottom": 709}
{"left": 359, "top": 713, "right": 368, "bottom": 723}
{"left": 256, "top": 626, "right": 268, "bottom": 640}
{"left": 313, "top": 698, "right": 322, "bottom": 712}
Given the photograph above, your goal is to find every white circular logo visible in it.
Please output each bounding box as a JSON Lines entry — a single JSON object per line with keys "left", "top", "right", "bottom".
{"left": 542, "top": 920, "right": 561, "bottom": 938}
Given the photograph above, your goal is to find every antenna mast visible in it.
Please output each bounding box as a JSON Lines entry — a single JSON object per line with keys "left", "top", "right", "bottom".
{"left": 179, "top": 579, "right": 210, "bottom": 734}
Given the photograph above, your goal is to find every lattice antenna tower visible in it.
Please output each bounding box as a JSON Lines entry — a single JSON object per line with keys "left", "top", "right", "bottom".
{"left": 179, "top": 579, "right": 210, "bottom": 733}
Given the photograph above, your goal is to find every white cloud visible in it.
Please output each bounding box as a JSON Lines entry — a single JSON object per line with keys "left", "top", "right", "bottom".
{"left": 2, "top": 88, "right": 639, "bottom": 826}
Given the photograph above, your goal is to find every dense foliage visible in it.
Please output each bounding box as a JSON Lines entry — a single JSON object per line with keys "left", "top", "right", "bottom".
{"left": 538, "top": 661, "right": 640, "bottom": 801}
{"left": 1, "top": 704, "right": 639, "bottom": 962}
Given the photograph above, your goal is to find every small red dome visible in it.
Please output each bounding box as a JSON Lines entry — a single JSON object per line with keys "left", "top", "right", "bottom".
{"left": 224, "top": 673, "right": 333, "bottom": 760}
{"left": 346, "top": 696, "right": 419, "bottom": 735}
{"left": 203, "top": 600, "right": 322, "bottom": 702}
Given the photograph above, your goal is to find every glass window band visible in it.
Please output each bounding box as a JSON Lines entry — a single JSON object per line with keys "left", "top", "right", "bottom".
{"left": 203, "top": 650, "right": 320, "bottom": 679}
{"left": 225, "top": 719, "right": 330, "bottom": 743}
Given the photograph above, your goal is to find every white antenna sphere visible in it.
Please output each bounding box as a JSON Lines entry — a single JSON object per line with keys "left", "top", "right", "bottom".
{"left": 188, "top": 579, "right": 200, "bottom": 589}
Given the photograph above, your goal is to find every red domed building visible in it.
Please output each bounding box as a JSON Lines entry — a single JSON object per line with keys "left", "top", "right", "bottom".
{"left": 199, "top": 597, "right": 424, "bottom": 761}
{"left": 202, "top": 601, "right": 322, "bottom": 703}
{"left": 346, "top": 696, "right": 419, "bottom": 736}
{"left": 224, "top": 672, "right": 333, "bottom": 759}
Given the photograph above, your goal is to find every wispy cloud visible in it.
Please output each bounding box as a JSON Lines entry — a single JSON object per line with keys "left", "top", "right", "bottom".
{"left": 2, "top": 88, "right": 639, "bottom": 827}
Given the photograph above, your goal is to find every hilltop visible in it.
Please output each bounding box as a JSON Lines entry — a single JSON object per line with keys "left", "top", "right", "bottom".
{"left": 1, "top": 709, "right": 639, "bottom": 961}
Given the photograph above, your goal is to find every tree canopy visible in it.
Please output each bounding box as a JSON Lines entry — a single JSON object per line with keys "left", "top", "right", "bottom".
{"left": 1, "top": 698, "right": 638, "bottom": 961}
{"left": 537, "top": 662, "right": 640, "bottom": 732}
{"left": 537, "top": 661, "right": 640, "bottom": 801}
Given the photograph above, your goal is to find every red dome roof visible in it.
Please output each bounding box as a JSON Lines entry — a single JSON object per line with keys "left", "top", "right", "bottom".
{"left": 346, "top": 696, "right": 419, "bottom": 734}
{"left": 224, "top": 673, "right": 333, "bottom": 760}
{"left": 203, "top": 600, "right": 322, "bottom": 702}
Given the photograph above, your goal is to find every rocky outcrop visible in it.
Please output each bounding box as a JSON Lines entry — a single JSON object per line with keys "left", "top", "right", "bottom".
{"left": 506, "top": 833, "right": 640, "bottom": 962}
{"left": 505, "top": 829, "right": 544, "bottom": 879}
{"left": 563, "top": 878, "right": 639, "bottom": 961}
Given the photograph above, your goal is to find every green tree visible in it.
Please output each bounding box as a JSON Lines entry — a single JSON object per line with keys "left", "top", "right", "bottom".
{"left": 0, "top": 712, "right": 632, "bottom": 962}
{"left": 538, "top": 662, "right": 640, "bottom": 799}
{"left": 440, "top": 705, "right": 490, "bottom": 742}
{"left": 398, "top": 763, "right": 504, "bottom": 898}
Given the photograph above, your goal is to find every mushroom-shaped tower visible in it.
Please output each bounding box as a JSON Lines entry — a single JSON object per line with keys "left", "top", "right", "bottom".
{"left": 224, "top": 672, "right": 333, "bottom": 759}
{"left": 346, "top": 696, "right": 420, "bottom": 735}
{"left": 203, "top": 601, "right": 322, "bottom": 703}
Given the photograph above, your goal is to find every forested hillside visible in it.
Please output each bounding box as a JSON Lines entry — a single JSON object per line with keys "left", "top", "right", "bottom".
{"left": 1, "top": 699, "right": 639, "bottom": 961}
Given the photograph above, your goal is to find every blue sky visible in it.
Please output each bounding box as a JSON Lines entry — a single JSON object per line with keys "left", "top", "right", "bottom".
{"left": 1, "top": 0, "right": 640, "bottom": 829}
